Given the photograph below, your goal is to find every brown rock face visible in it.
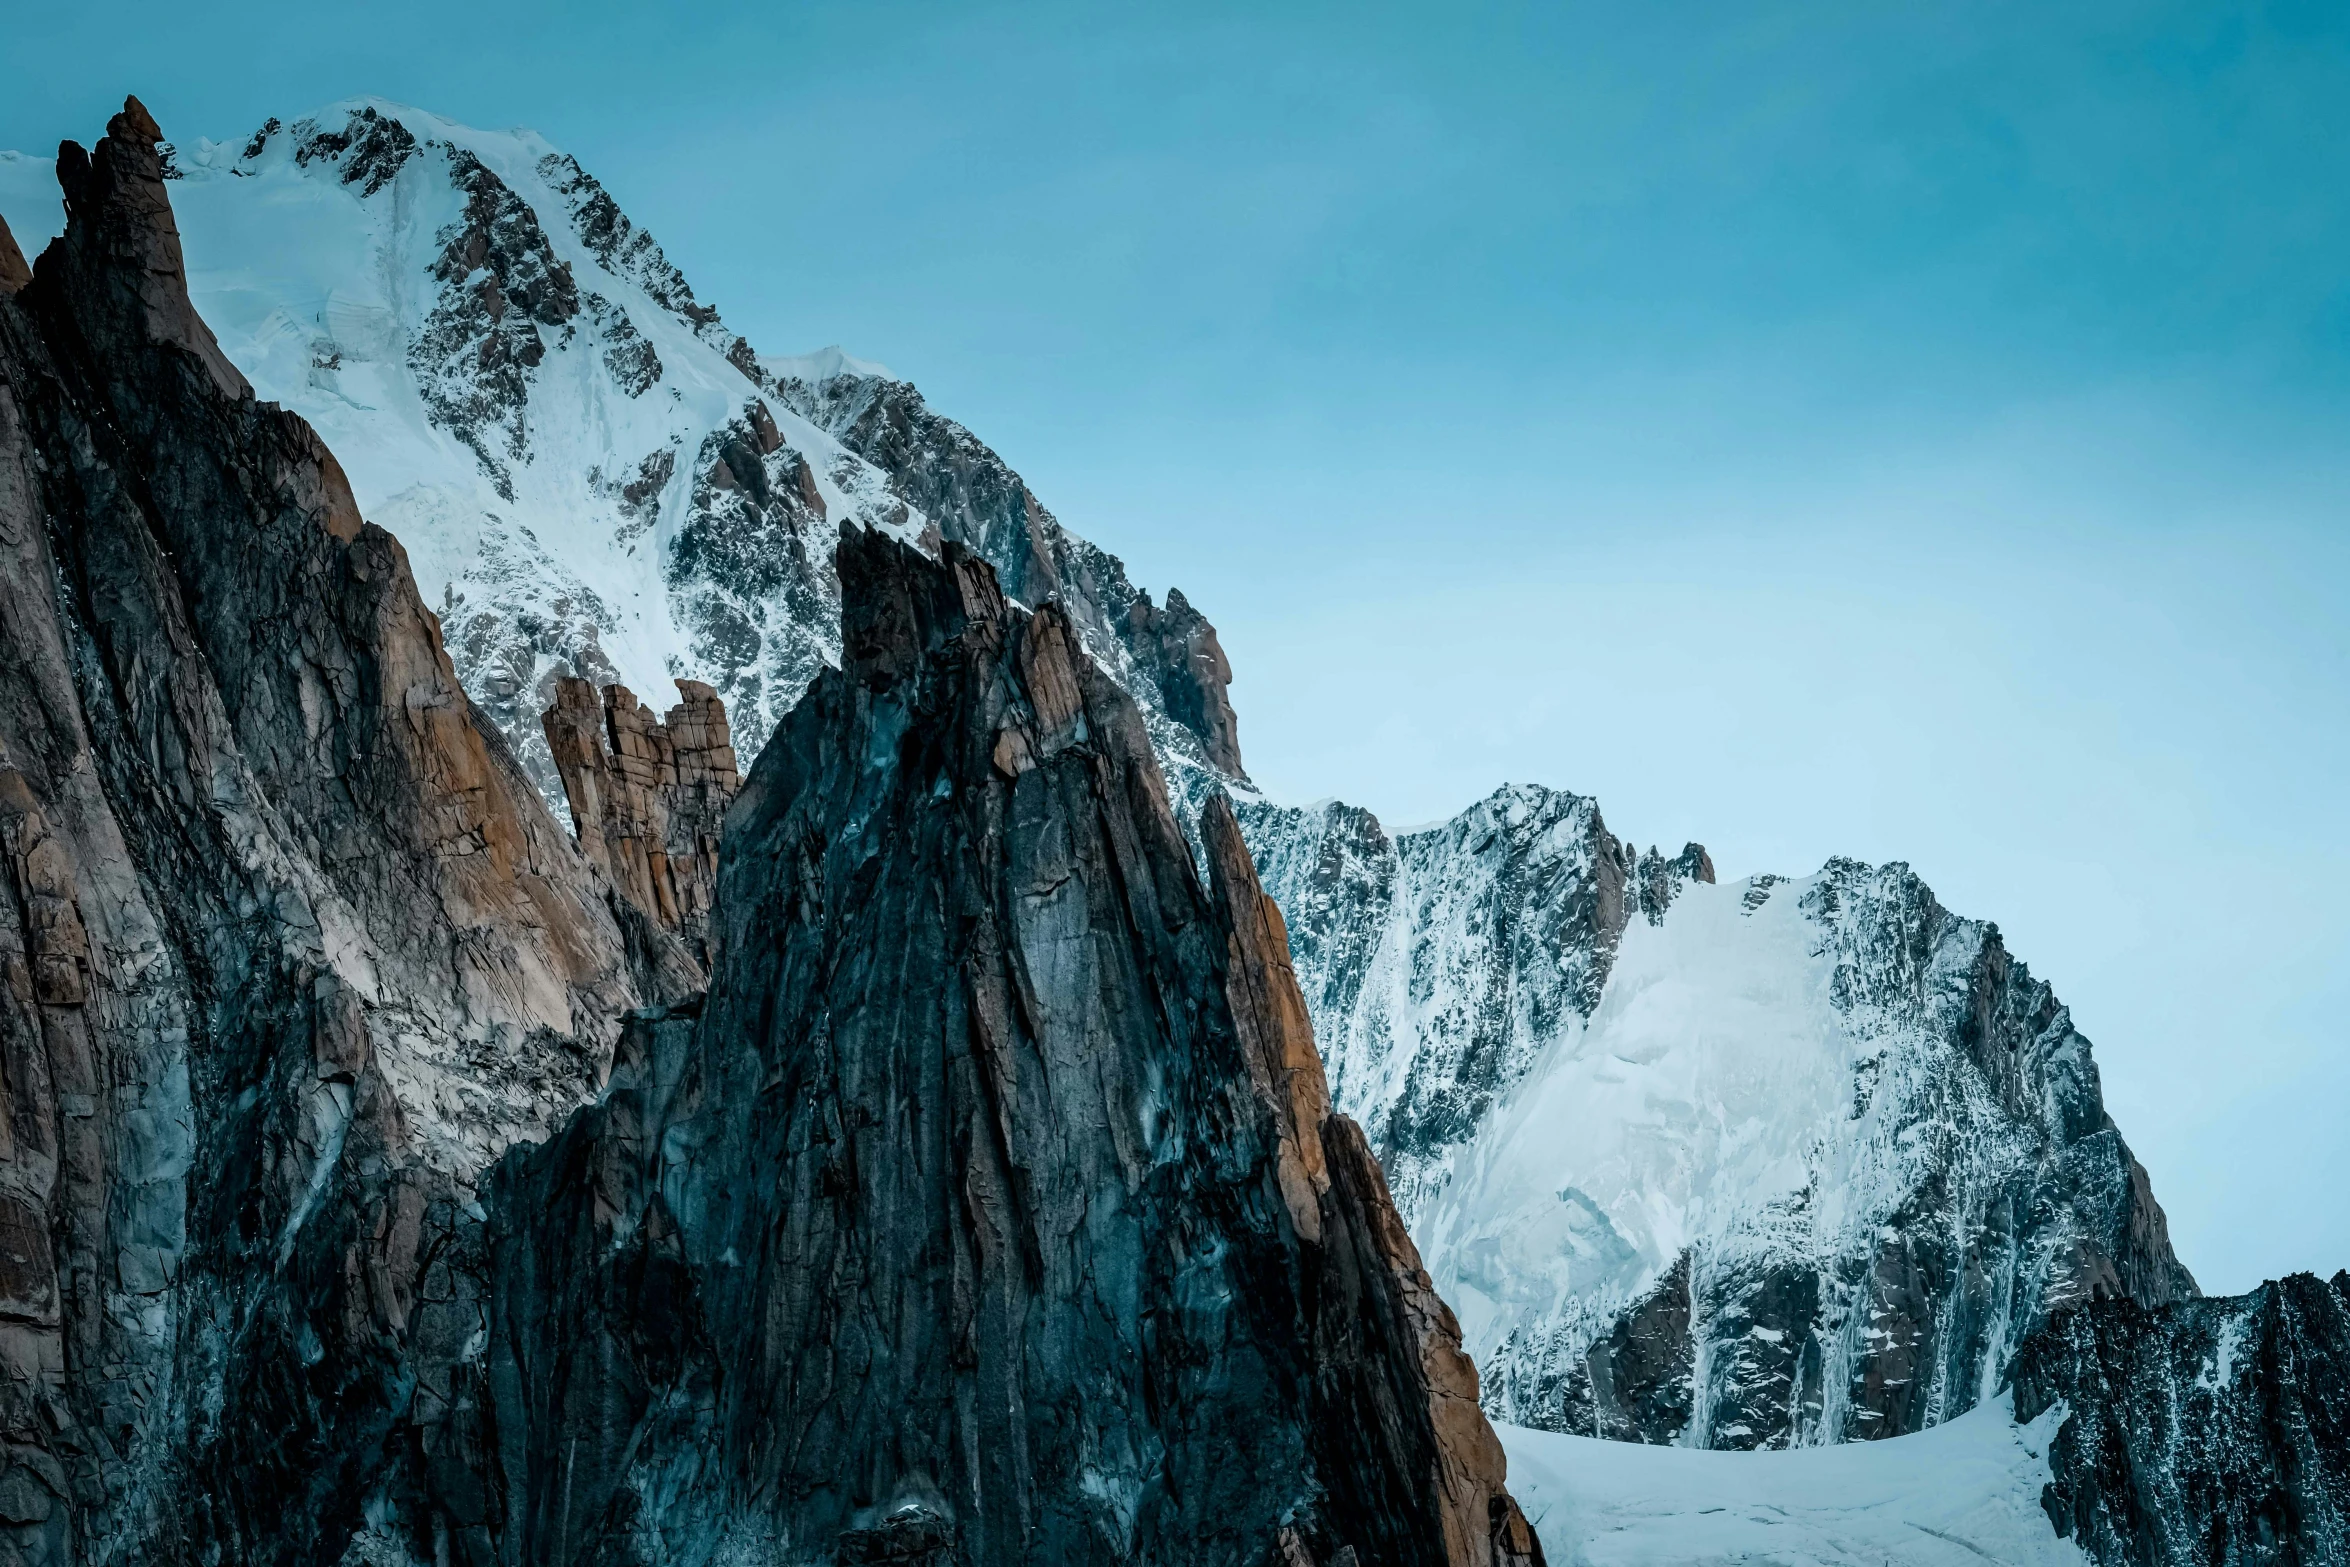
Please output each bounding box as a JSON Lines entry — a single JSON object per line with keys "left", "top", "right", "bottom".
{"left": 0, "top": 215, "right": 29, "bottom": 297}
{"left": 0, "top": 98, "right": 688, "bottom": 1561}
{"left": 542, "top": 676, "right": 741, "bottom": 961}
{"left": 455, "top": 529, "right": 1542, "bottom": 1566}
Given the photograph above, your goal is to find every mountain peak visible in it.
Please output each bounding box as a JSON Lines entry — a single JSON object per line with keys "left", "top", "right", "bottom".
{"left": 762, "top": 342, "right": 895, "bottom": 385}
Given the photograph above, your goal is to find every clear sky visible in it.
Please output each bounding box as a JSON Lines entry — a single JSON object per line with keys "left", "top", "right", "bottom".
{"left": 5, "top": 2, "right": 2345, "bottom": 1295}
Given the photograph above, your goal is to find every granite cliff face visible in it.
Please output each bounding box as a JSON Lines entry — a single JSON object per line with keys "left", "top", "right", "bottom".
{"left": 2010, "top": 1270, "right": 2350, "bottom": 1566}
{"left": 0, "top": 100, "right": 697, "bottom": 1562}
{"left": 0, "top": 102, "right": 1538, "bottom": 1566}
{"left": 1240, "top": 789, "right": 2195, "bottom": 1451}
{"left": 540, "top": 676, "right": 740, "bottom": 964}
{"left": 439, "top": 527, "right": 1542, "bottom": 1566}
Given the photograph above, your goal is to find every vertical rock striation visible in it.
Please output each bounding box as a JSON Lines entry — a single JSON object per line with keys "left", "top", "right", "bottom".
{"left": 0, "top": 100, "right": 687, "bottom": 1563}
{"left": 541, "top": 676, "right": 740, "bottom": 963}
{"left": 451, "top": 528, "right": 1542, "bottom": 1566}
{"left": 774, "top": 364, "right": 1247, "bottom": 795}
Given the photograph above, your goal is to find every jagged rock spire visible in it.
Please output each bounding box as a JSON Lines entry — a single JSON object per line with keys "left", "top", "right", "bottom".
{"left": 0, "top": 97, "right": 690, "bottom": 1561}
{"left": 542, "top": 676, "right": 741, "bottom": 962}
{"left": 464, "top": 526, "right": 1543, "bottom": 1565}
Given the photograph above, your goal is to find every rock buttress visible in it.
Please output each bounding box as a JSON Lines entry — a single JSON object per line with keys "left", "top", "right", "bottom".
{"left": 0, "top": 100, "right": 686, "bottom": 1563}
{"left": 542, "top": 676, "right": 740, "bottom": 963}
{"left": 463, "top": 528, "right": 1543, "bottom": 1566}
{"left": 2010, "top": 1270, "right": 2350, "bottom": 1566}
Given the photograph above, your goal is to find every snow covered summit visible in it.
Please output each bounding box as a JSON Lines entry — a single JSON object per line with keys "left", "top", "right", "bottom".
{"left": 0, "top": 100, "right": 1246, "bottom": 806}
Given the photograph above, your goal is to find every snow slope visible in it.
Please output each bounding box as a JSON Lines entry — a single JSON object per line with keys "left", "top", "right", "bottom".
{"left": 0, "top": 106, "right": 1244, "bottom": 807}
{"left": 1500, "top": 1396, "right": 2087, "bottom": 1565}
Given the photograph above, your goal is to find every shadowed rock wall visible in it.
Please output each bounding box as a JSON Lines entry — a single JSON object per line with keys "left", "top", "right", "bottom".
{"left": 2012, "top": 1269, "right": 2350, "bottom": 1566}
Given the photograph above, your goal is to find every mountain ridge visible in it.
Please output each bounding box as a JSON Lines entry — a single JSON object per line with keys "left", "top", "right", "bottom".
{"left": 0, "top": 98, "right": 1249, "bottom": 818}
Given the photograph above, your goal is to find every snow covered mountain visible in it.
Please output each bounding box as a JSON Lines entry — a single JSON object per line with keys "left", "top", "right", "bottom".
{"left": 1239, "top": 785, "right": 2195, "bottom": 1449}
{"left": 0, "top": 98, "right": 2194, "bottom": 1470}
{"left": 0, "top": 100, "right": 1245, "bottom": 810}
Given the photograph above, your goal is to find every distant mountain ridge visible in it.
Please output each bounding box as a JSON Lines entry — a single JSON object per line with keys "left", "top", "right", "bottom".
{"left": 1238, "top": 783, "right": 2195, "bottom": 1450}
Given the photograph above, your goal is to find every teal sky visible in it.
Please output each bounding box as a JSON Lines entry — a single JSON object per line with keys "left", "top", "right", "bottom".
{"left": 5, "top": 2, "right": 2346, "bottom": 1295}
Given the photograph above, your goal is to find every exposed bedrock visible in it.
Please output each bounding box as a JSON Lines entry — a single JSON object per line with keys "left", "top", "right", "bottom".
{"left": 541, "top": 676, "right": 741, "bottom": 964}
{"left": 1241, "top": 772, "right": 2193, "bottom": 1452}
{"left": 443, "top": 528, "right": 1543, "bottom": 1565}
{"left": 2010, "top": 1269, "right": 2350, "bottom": 1566}
{"left": 0, "top": 100, "right": 692, "bottom": 1563}
{"left": 0, "top": 98, "right": 1544, "bottom": 1565}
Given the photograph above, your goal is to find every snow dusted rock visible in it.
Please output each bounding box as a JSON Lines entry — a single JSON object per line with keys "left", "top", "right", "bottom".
{"left": 1240, "top": 785, "right": 2194, "bottom": 1450}
{"left": 0, "top": 100, "right": 1248, "bottom": 815}
{"left": 771, "top": 357, "right": 1248, "bottom": 794}
{"left": 2011, "top": 1270, "right": 2350, "bottom": 1566}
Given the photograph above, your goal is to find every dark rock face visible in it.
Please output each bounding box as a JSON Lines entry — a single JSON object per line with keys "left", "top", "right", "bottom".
{"left": 775, "top": 368, "right": 1247, "bottom": 790}
{"left": 447, "top": 529, "right": 1542, "bottom": 1566}
{"left": 1124, "top": 587, "right": 1244, "bottom": 775}
{"left": 542, "top": 677, "right": 741, "bottom": 963}
{"left": 2011, "top": 1271, "right": 2350, "bottom": 1566}
{"left": 0, "top": 100, "right": 685, "bottom": 1562}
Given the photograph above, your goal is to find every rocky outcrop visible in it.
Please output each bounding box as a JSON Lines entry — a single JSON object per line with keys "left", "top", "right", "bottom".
{"left": 0, "top": 100, "right": 1542, "bottom": 1564}
{"left": 2009, "top": 1270, "right": 2350, "bottom": 1566}
{"left": 426, "top": 528, "right": 1541, "bottom": 1566}
{"left": 1241, "top": 790, "right": 2193, "bottom": 1452}
{"left": 0, "top": 100, "right": 687, "bottom": 1562}
{"left": 774, "top": 364, "right": 1248, "bottom": 792}
{"left": 541, "top": 677, "right": 740, "bottom": 962}
{"left": 1125, "top": 587, "right": 1243, "bottom": 776}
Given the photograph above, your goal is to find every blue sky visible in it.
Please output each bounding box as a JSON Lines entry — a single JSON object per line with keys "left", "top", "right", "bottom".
{"left": 5, "top": 1, "right": 2345, "bottom": 1294}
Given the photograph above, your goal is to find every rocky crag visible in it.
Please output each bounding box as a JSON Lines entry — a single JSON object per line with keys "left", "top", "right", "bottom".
{"left": 2010, "top": 1269, "right": 2350, "bottom": 1566}
{"left": 0, "top": 100, "right": 1539, "bottom": 1567}
{"left": 771, "top": 363, "right": 1246, "bottom": 789}
{"left": 541, "top": 676, "right": 740, "bottom": 963}
{"left": 0, "top": 99, "right": 705, "bottom": 1562}
{"left": 1240, "top": 788, "right": 2195, "bottom": 1451}
{"left": 431, "top": 525, "right": 1542, "bottom": 1566}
